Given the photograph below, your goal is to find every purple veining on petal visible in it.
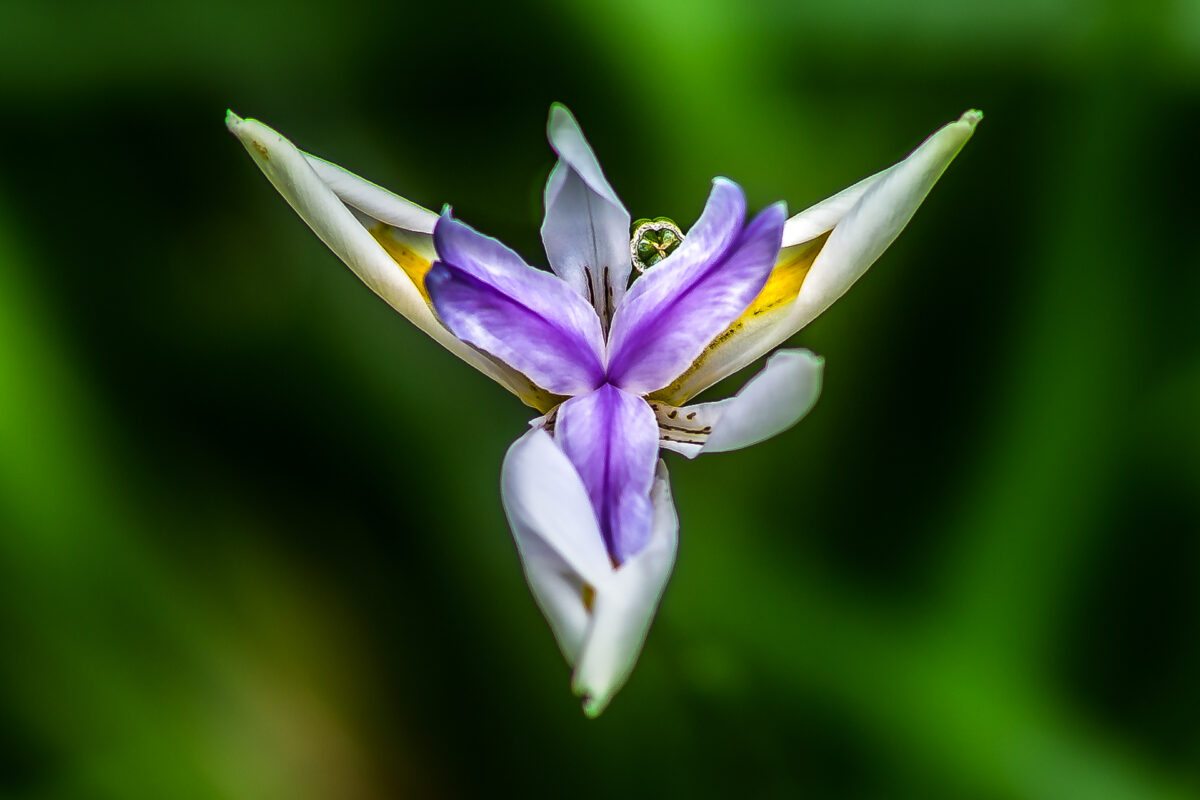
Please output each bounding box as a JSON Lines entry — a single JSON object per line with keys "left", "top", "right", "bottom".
{"left": 435, "top": 211, "right": 606, "bottom": 347}
{"left": 426, "top": 261, "right": 605, "bottom": 396}
{"left": 554, "top": 384, "right": 659, "bottom": 564}
{"left": 605, "top": 179, "right": 787, "bottom": 395}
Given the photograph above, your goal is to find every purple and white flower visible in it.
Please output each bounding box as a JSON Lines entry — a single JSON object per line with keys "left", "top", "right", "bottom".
{"left": 227, "top": 104, "right": 980, "bottom": 716}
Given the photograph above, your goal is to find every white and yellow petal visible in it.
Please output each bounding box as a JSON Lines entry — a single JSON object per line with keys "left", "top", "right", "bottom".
{"left": 226, "top": 112, "right": 559, "bottom": 410}
{"left": 654, "top": 110, "right": 982, "bottom": 404}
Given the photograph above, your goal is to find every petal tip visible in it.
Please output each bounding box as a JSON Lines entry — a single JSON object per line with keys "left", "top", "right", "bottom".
{"left": 580, "top": 693, "right": 607, "bottom": 719}
{"left": 960, "top": 109, "right": 984, "bottom": 127}
{"left": 547, "top": 103, "right": 582, "bottom": 143}
{"left": 224, "top": 109, "right": 243, "bottom": 132}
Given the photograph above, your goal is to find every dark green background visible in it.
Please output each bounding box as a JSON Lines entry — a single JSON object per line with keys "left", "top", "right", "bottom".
{"left": 1, "top": 0, "right": 1197, "bottom": 797}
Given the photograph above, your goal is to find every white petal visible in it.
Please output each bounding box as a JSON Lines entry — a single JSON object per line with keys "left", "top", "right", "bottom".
{"left": 702, "top": 349, "right": 823, "bottom": 453}
{"left": 788, "top": 110, "right": 983, "bottom": 333}
{"left": 781, "top": 169, "right": 892, "bottom": 247}
{"left": 653, "top": 111, "right": 981, "bottom": 403}
{"left": 541, "top": 104, "right": 632, "bottom": 323}
{"left": 303, "top": 154, "right": 438, "bottom": 234}
{"left": 572, "top": 460, "right": 678, "bottom": 717}
{"left": 501, "top": 429, "right": 613, "bottom": 662}
{"left": 226, "top": 112, "right": 551, "bottom": 408}
{"left": 656, "top": 349, "right": 823, "bottom": 458}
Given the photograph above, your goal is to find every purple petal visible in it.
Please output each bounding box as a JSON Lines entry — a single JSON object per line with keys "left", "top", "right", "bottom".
{"left": 555, "top": 384, "right": 659, "bottom": 564}
{"left": 427, "top": 217, "right": 606, "bottom": 395}
{"left": 541, "top": 104, "right": 632, "bottom": 326}
{"left": 605, "top": 179, "right": 787, "bottom": 395}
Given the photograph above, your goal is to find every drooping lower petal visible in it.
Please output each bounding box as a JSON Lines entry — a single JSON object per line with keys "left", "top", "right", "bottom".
{"left": 606, "top": 180, "right": 786, "bottom": 395}
{"left": 541, "top": 104, "right": 632, "bottom": 326}
{"left": 554, "top": 384, "right": 660, "bottom": 564}
{"left": 425, "top": 260, "right": 605, "bottom": 397}
{"left": 501, "top": 430, "right": 679, "bottom": 717}
{"left": 500, "top": 428, "right": 614, "bottom": 662}
{"left": 654, "top": 349, "right": 824, "bottom": 459}
{"left": 572, "top": 459, "right": 677, "bottom": 718}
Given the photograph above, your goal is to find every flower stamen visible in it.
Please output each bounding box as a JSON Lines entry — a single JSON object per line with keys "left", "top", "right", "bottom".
{"left": 630, "top": 217, "right": 684, "bottom": 272}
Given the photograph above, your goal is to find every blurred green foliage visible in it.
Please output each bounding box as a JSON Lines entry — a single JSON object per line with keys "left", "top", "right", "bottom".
{"left": 0, "top": 0, "right": 1197, "bottom": 797}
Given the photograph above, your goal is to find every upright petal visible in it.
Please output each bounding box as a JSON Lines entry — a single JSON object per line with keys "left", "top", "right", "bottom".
{"left": 606, "top": 180, "right": 786, "bottom": 395}
{"left": 501, "top": 428, "right": 613, "bottom": 663}
{"left": 651, "top": 111, "right": 982, "bottom": 404}
{"left": 226, "top": 112, "right": 558, "bottom": 410}
{"left": 653, "top": 349, "right": 824, "bottom": 458}
{"left": 541, "top": 104, "right": 632, "bottom": 325}
{"left": 555, "top": 385, "right": 660, "bottom": 564}
{"left": 573, "top": 459, "right": 678, "bottom": 718}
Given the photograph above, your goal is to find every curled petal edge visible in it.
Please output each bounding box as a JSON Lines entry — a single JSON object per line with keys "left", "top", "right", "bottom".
{"left": 656, "top": 349, "right": 824, "bottom": 459}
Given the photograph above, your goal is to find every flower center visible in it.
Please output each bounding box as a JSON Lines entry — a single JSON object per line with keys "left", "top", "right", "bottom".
{"left": 630, "top": 217, "right": 683, "bottom": 272}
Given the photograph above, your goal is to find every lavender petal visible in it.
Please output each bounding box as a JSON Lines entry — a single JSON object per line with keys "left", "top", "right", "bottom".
{"left": 605, "top": 179, "right": 787, "bottom": 395}
{"left": 555, "top": 385, "right": 659, "bottom": 564}
{"left": 426, "top": 260, "right": 605, "bottom": 396}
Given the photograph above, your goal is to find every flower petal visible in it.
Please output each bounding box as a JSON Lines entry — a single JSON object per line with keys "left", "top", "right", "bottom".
{"left": 555, "top": 385, "right": 659, "bottom": 564}
{"left": 651, "top": 110, "right": 982, "bottom": 404}
{"left": 790, "top": 110, "right": 983, "bottom": 331}
{"left": 780, "top": 170, "right": 887, "bottom": 248}
{"left": 303, "top": 153, "right": 438, "bottom": 234}
{"left": 427, "top": 213, "right": 606, "bottom": 396}
{"left": 501, "top": 430, "right": 680, "bottom": 717}
{"left": 606, "top": 179, "right": 786, "bottom": 395}
{"left": 501, "top": 428, "right": 613, "bottom": 663}
{"left": 573, "top": 458, "right": 678, "bottom": 718}
{"left": 226, "top": 112, "right": 558, "bottom": 410}
{"left": 541, "top": 104, "right": 632, "bottom": 326}
{"left": 655, "top": 349, "right": 824, "bottom": 458}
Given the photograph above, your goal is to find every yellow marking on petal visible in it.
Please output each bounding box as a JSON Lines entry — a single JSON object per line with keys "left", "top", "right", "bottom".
{"left": 648, "top": 232, "right": 829, "bottom": 405}
{"left": 370, "top": 224, "right": 433, "bottom": 304}
{"left": 514, "top": 381, "right": 564, "bottom": 413}
{"left": 743, "top": 232, "right": 828, "bottom": 319}
{"left": 582, "top": 583, "right": 596, "bottom": 613}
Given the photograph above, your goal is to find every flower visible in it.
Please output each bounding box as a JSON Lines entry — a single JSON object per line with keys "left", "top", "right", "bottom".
{"left": 227, "top": 104, "right": 980, "bottom": 716}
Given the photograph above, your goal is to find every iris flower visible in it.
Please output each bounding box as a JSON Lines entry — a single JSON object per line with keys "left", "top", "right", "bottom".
{"left": 227, "top": 105, "right": 980, "bottom": 716}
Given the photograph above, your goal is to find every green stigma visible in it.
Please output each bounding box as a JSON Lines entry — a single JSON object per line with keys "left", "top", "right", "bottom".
{"left": 631, "top": 217, "right": 684, "bottom": 272}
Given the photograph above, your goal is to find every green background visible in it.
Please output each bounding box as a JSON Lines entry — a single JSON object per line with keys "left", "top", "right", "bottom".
{"left": 1, "top": 0, "right": 1198, "bottom": 797}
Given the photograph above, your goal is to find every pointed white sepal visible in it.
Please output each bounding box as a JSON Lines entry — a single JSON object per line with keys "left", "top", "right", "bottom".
{"left": 658, "top": 111, "right": 981, "bottom": 403}
{"left": 225, "top": 111, "right": 552, "bottom": 407}
{"left": 786, "top": 110, "right": 982, "bottom": 332}
{"left": 541, "top": 104, "right": 632, "bottom": 323}
{"left": 500, "top": 429, "right": 678, "bottom": 717}
{"left": 657, "top": 349, "right": 824, "bottom": 458}
{"left": 303, "top": 153, "right": 438, "bottom": 234}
